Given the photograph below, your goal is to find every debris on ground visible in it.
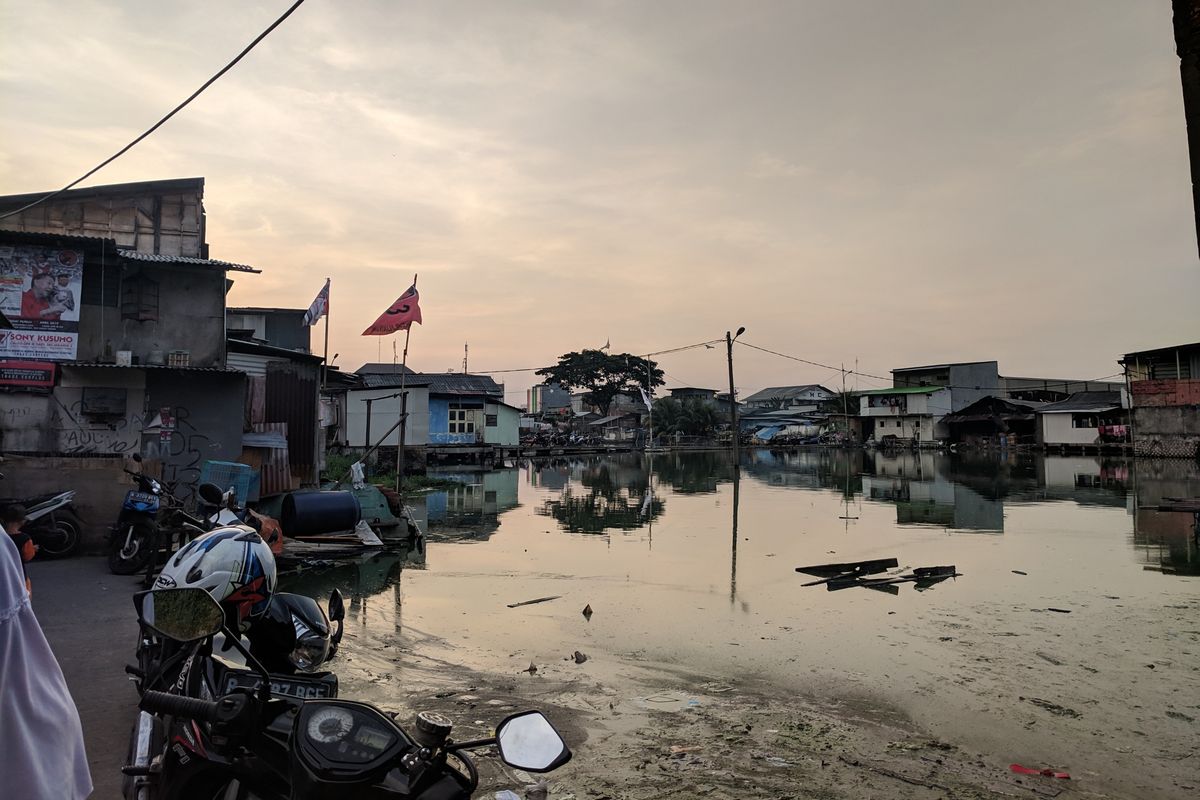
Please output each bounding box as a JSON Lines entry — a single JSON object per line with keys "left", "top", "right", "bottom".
{"left": 572, "top": 650, "right": 588, "bottom": 664}
{"left": 1010, "top": 763, "right": 1071, "bottom": 779}
{"left": 581, "top": 603, "right": 593, "bottom": 620}
{"left": 1012, "top": 570, "right": 1028, "bottom": 575}
{"left": 523, "top": 662, "right": 538, "bottom": 674}
{"left": 507, "top": 596, "right": 562, "bottom": 608}
{"left": 797, "top": 558, "right": 961, "bottom": 593}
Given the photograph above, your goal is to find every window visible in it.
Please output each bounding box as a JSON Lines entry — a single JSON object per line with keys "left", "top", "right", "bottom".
{"left": 448, "top": 408, "right": 475, "bottom": 434}
{"left": 485, "top": 414, "right": 498, "bottom": 427}
{"left": 120, "top": 270, "right": 159, "bottom": 321}
{"left": 485, "top": 490, "right": 497, "bottom": 503}
{"left": 1072, "top": 414, "right": 1098, "bottom": 429}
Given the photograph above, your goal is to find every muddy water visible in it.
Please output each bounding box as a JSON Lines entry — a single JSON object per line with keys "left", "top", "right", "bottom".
{"left": 283, "top": 451, "right": 1200, "bottom": 797}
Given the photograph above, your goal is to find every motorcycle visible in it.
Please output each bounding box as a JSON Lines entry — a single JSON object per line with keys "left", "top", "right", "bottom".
{"left": 109, "top": 456, "right": 176, "bottom": 575}
{"left": 0, "top": 487, "right": 83, "bottom": 558}
{"left": 129, "top": 584, "right": 345, "bottom": 699}
{"left": 125, "top": 588, "right": 570, "bottom": 799}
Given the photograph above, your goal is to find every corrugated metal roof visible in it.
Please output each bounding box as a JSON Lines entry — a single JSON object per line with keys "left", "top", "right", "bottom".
{"left": 1037, "top": 391, "right": 1123, "bottom": 414}
{"left": 61, "top": 361, "right": 238, "bottom": 373}
{"left": 741, "top": 385, "right": 834, "bottom": 404}
{"left": 119, "top": 249, "right": 258, "bottom": 273}
{"left": 359, "top": 373, "right": 433, "bottom": 388}
{"left": 857, "top": 386, "right": 946, "bottom": 396}
{"left": 355, "top": 363, "right": 418, "bottom": 375}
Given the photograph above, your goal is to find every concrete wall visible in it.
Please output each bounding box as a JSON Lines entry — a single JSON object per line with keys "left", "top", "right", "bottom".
{"left": 143, "top": 371, "right": 247, "bottom": 488}
{"left": 345, "top": 387, "right": 430, "bottom": 448}
{"left": 77, "top": 262, "right": 227, "bottom": 367}
{"left": 1040, "top": 413, "right": 1100, "bottom": 446}
{"left": 0, "top": 454, "right": 132, "bottom": 551}
{"left": 947, "top": 363, "right": 999, "bottom": 412}
{"left": 1132, "top": 406, "right": 1200, "bottom": 458}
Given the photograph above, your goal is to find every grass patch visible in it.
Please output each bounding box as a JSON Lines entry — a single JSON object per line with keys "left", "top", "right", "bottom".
{"left": 322, "top": 452, "right": 463, "bottom": 492}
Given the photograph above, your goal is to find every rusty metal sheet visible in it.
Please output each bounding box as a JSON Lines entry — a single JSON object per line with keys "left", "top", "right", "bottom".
{"left": 251, "top": 421, "right": 295, "bottom": 496}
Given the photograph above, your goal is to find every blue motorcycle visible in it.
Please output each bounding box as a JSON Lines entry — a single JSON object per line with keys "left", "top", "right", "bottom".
{"left": 108, "top": 457, "right": 171, "bottom": 575}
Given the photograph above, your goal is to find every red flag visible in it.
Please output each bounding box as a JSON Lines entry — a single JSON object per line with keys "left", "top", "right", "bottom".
{"left": 362, "top": 284, "right": 422, "bottom": 336}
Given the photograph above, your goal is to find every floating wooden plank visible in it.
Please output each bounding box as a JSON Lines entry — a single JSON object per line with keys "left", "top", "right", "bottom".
{"left": 795, "top": 557, "right": 899, "bottom": 586}
{"left": 506, "top": 595, "right": 562, "bottom": 609}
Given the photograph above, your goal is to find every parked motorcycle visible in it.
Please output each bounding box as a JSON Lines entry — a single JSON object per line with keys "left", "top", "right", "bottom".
{"left": 129, "top": 586, "right": 345, "bottom": 698}
{"left": 0, "top": 487, "right": 83, "bottom": 558}
{"left": 108, "top": 456, "right": 177, "bottom": 575}
{"left": 125, "top": 588, "right": 570, "bottom": 800}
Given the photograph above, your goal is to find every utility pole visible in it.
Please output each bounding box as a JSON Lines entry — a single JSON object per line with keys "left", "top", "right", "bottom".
{"left": 726, "top": 327, "right": 745, "bottom": 463}
{"left": 1174, "top": 0, "right": 1200, "bottom": 257}
{"left": 463, "top": 342, "right": 468, "bottom": 373}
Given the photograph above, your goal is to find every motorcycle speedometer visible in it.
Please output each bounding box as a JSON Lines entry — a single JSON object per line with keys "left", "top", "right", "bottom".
{"left": 307, "top": 706, "right": 354, "bottom": 743}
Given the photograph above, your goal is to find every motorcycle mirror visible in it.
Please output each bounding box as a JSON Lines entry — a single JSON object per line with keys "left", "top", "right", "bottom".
{"left": 132, "top": 453, "right": 143, "bottom": 463}
{"left": 135, "top": 588, "right": 224, "bottom": 643}
{"left": 328, "top": 589, "right": 345, "bottom": 623}
{"left": 494, "top": 711, "right": 572, "bottom": 773}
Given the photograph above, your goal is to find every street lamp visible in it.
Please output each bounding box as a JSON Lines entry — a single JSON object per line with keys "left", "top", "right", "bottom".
{"left": 726, "top": 327, "right": 745, "bottom": 462}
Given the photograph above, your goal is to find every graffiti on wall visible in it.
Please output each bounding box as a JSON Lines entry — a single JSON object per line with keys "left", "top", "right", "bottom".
{"left": 140, "top": 405, "right": 223, "bottom": 488}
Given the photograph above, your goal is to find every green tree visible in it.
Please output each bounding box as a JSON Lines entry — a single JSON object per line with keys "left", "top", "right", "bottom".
{"left": 536, "top": 350, "right": 664, "bottom": 417}
{"left": 652, "top": 397, "right": 719, "bottom": 437}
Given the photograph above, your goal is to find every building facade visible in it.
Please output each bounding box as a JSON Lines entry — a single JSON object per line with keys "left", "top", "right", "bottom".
{"left": 1123, "top": 342, "right": 1200, "bottom": 458}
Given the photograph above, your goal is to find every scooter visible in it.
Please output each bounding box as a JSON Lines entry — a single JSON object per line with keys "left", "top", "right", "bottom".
{"left": 108, "top": 456, "right": 177, "bottom": 575}
{"left": 126, "top": 588, "right": 571, "bottom": 800}
{"left": 0, "top": 488, "right": 83, "bottom": 558}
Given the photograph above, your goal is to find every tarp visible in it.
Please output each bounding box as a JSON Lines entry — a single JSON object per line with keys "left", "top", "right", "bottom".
{"left": 754, "top": 425, "right": 783, "bottom": 440}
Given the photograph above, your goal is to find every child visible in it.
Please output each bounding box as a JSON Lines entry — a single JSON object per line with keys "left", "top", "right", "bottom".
{"left": 2, "top": 504, "right": 36, "bottom": 595}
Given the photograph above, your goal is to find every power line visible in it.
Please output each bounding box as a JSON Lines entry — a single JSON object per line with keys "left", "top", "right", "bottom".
{"left": 0, "top": 0, "right": 308, "bottom": 222}
{"left": 737, "top": 340, "right": 1125, "bottom": 393}
{"left": 474, "top": 338, "right": 723, "bottom": 375}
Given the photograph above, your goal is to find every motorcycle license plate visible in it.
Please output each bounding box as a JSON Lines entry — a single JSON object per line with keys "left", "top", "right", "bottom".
{"left": 222, "top": 671, "right": 336, "bottom": 700}
{"left": 126, "top": 491, "right": 160, "bottom": 509}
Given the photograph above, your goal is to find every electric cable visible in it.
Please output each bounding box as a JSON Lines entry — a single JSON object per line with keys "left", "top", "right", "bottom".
{"left": 0, "top": 0, "right": 307, "bottom": 221}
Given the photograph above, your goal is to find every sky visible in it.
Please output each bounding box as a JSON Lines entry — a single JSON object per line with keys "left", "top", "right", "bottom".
{"left": 2, "top": 0, "right": 1198, "bottom": 403}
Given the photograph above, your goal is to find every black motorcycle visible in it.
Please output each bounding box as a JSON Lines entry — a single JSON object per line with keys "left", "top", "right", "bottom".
{"left": 125, "top": 588, "right": 571, "bottom": 800}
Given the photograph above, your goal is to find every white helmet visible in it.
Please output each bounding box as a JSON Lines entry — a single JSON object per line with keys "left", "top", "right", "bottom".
{"left": 155, "top": 526, "right": 278, "bottom": 626}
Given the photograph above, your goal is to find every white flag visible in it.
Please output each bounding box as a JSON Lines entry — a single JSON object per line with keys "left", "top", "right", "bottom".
{"left": 639, "top": 386, "right": 653, "bottom": 411}
{"left": 303, "top": 278, "right": 330, "bottom": 326}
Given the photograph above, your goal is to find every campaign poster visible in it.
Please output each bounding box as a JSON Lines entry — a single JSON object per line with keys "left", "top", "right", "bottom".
{"left": 0, "top": 244, "right": 84, "bottom": 361}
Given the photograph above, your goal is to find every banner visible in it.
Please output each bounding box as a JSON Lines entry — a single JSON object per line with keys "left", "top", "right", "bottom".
{"left": 0, "top": 359, "right": 56, "bottom": 390}
{"left": 0, "top": 245, "right": 84, "bottom": 361}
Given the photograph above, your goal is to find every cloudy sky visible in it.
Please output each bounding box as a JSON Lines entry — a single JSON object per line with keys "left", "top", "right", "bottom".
{"left": 2, "top": 1, "right": 1197, "bottom": 401}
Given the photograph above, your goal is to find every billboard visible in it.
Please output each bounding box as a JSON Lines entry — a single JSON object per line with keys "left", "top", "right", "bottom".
{"left": 0, "top": 244, "right": 84, "bottom": 361}
{"left": 0, "top": 360, "right": 57, "bottom": 391}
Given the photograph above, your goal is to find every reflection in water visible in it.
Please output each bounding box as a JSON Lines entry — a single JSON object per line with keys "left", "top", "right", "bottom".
{"left": 407, "top": 468, "right": 520, "bottom": 542}
{"left": 342, "top": 452, "right": 1199, "bottom": 580}
{"left": 535, "top": 456, "right": 665, "bottom": 533}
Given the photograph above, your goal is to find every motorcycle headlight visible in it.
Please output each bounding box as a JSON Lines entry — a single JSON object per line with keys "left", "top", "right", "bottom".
{"left": 289, "top": 618, "right": 330, "bottom": 672}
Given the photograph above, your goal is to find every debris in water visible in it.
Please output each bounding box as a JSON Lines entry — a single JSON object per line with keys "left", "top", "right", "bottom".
{"left": 1047, "top": 608, "right": 1072, "bottom": 614}
{"left": 573, "top": 650, "right": 588, "bottom": 664}
{"left": 1010, "top": 763, "right": 1071, "bottom": 779}
{"left": 795, "top": 557, "right": 899, "bottom": 586}
{"left": 507, "top": 596, "right": 562, "bottom": 608}
{"left": 523, "top": 662, "right": 538, "bottom": 674}
{"left": 582, "top": 603, "right": 593, "bottom": 620}
{"left": 1012, "top": 570, "right": 1028, "bottom": 575}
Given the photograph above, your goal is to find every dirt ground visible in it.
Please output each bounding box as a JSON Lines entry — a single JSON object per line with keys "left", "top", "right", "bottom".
{"left": 332, "top": 590, "right": 1200, "bottom": 800}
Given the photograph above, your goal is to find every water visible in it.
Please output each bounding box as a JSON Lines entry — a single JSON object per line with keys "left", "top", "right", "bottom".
{"left": 281, "top": 451, "right": 1200, "bottom": 796}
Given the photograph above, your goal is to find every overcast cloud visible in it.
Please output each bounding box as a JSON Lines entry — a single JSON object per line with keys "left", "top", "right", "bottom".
{"left": 1, "top": 0, "right": 1196, "bottom": 399}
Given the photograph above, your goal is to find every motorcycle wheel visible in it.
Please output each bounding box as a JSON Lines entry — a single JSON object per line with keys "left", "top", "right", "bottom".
{"left": 108, "top": 522, "right": 157, "bottom": 575}
{"left": 34, "top": 510, "right": 83, "bottom": 559}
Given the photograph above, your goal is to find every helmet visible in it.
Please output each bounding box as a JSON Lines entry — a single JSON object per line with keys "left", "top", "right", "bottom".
{"left": 248, "top": 592, "right": 332, "bottom": 673}
{"left": 154, "top": 526, "right": 277, "bottom": 627}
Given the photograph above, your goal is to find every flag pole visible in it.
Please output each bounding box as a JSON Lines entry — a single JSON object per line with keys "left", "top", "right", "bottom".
{"left": 395, "top": 273, "right": 417, "bottom": 497}
{"left": 321, "top": 278, "right": 330, "bottom": 389}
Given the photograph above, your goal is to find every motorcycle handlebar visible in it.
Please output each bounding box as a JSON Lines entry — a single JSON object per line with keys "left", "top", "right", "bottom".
{"left": 140, "top": 690, "right": 222, "bottom": 724}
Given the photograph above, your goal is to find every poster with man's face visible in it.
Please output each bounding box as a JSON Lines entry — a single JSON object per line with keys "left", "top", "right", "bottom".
{"left": 0, "top": 244, "right": 84, "bottom": 361}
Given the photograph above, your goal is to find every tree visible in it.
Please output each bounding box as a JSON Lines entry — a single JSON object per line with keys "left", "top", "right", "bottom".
{"left": 536, "top": 350, "right": 664, "bottom": 417}
{"left": 652, "top": 397, "right": 719, "bottom": 437}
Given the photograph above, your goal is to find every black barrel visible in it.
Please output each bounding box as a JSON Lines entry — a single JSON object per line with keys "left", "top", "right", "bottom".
{"left": 280, "top": 491, "right": 362, "bottom": 538}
